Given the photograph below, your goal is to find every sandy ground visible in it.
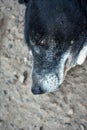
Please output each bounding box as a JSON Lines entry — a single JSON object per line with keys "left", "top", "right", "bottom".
{"left": 0, "top": 1, "right": 87, "bottom": 130}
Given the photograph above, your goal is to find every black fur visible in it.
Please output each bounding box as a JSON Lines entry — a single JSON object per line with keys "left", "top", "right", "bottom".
{"left": 18, "top": 0, "right": 29, "bottom": 5}
{"left": 19, "top": 0, "right": 87, "bottom": 94}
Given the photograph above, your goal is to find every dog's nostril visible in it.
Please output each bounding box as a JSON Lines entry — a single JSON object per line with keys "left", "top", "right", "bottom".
{"left": 31, "top": 86, "right": 45, "bottom": 95}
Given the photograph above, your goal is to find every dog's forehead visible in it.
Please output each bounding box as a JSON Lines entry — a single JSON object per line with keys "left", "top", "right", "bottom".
{"left": 29, "top": 1, "right": 86, "bottom": 42}
{"left": 30, "top": 1, "right": 72, "bottom": 33}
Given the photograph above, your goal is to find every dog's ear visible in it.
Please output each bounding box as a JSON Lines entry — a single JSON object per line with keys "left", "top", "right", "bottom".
{"left": 18, "top": 0, "right": 29, "bottom": 4}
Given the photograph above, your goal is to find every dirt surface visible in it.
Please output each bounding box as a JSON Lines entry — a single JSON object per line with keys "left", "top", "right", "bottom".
{"left": 0, "top": 1, "right": 87, "bottom": 130}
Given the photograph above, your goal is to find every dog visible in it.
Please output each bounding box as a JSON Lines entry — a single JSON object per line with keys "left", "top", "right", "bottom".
{"left": 18, "top": 0, "right": 87, "bottom": 94}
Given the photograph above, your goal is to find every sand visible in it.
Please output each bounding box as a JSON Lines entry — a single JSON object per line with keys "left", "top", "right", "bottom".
{"left": 0, "top": 1, "right": 87, "bottom": 130}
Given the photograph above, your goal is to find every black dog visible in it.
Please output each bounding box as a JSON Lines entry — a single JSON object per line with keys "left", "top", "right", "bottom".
{"left": 19, "top": 0, "right": 87, "bottom": 94}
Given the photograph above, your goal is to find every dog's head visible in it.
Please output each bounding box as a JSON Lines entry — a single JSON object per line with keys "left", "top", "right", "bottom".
{"left": 19, "top": 0, "right": 87, "bottom": 94}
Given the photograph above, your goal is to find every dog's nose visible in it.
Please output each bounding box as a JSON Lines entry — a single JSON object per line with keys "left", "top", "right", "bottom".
{"left": 31, "top": 86, "right": 45, "bottom": 95}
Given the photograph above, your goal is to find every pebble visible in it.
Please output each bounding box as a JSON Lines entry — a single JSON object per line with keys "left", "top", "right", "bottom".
{"left": 27, "top": 58, "right": 32, "bottom": 67}
{"left": 19, "top": 128, "right": 24, "bottom": 130}
{"left": 6, "top": 80, "right": 12, "bottom": 86}
{"left": 23, "top": 71, "right": 28, "bottom": 83}
{"left": 12, "top": 75, "right": 18, "bottom": 84}
{"left": 63, "top": 97, "right": 68, "bottom": 104}
{"left": 64, "top": 123, "right": 71, "bottom": 127}
{"left": 25, "top": 98, "right": 30, "bottom": 102}
{"left": 64, "top": 117, "right": 71, "bottom": 128}
{"left": 13, "top": 74, "right": 18, "bottom": 79}
{"left": 6, "top": 7, "right": 12, "bottom": 11}
{"left": 0, "top": 119, "right": 3, "bottom": 122}
{"left": 8, "top": 44, "right": 13, "bottom": 49}
{"left": 64, "top": 117, "right": 71, "bottom": 124}
{"left": 17, "top": 33, "right": 24, "bottom": 39}
{"left": 29, "top": 50, "right": 32, "bottom": 56}
{"left": 19, "top": 71, "right": 28, "bottom": 84}
{"left": 0, "top": 119, "right": 4, "bottom": 126}
{"left": 24, "top": 57, "right": 27, "bottom": 64}
{"left": 11, "top": 96, "right": 15, "bottom": 100}
{"left": 40, "top": 126, "right": 43, "bottom": 130}
{"left": 2, "top": 90, "right": 7, "bottom": 96}
{"left": 11, "top": 15, "right": 16, "bottom": 19}
{"left": 19, "top": 75, "right": 25, "bottom": 83}
{"left": 67, "top": 109, "right": 74, "bottom": 116}
{"left": 79, "top": 124, "right": 85, "bottom": 130}
{"left": 6, "top": 74, "right": 18, "bottom": 86}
